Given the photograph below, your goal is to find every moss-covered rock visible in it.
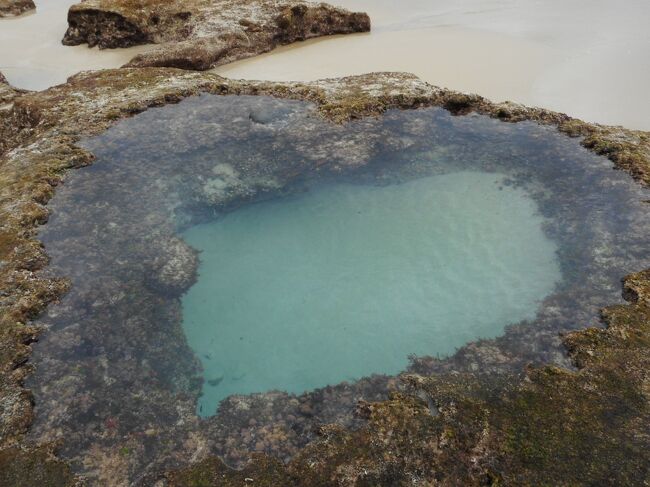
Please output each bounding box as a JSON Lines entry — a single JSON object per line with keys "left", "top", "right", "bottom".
{"left": 0, "top": 445, "right": 78, "bottom": 487}
{"left": 0, "top": 71, "right": 26, "bottom": 106}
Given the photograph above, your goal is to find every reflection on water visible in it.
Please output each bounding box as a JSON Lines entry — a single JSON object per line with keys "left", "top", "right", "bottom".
{"left": 27, "top": 96, "right": 650, "bottom": 479}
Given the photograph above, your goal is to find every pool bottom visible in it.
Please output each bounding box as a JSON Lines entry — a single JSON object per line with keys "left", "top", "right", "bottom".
{"left": 183, "top": 171, "right": 560, "bottom": 415}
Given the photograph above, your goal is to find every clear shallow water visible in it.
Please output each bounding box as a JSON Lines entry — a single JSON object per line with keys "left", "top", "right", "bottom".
{"left": 182, "top": 172, "right": 559, "bottom": 412}
{"left": 26, "top": 96, "right": 650, "bottom": 479}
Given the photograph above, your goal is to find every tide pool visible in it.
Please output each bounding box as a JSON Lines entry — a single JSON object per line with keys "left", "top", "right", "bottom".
{"left": 181, "top": 171, "right": 560, "bottom": 415}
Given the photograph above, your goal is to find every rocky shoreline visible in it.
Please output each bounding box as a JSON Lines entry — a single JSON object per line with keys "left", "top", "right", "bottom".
{"left": 62, "top": 0, "right": 370, "bottom": 70}
{"left": 0, "top": 66, "right": 648, "bottom": 485}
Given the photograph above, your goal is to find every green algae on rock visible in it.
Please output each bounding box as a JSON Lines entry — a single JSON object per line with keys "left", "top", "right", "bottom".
{"left": 62, "top": 0, "right": 371, "bottom": 70}
{"left": 0, "top": 70, "right": 649, "bottom": 486}
{"left": 0, "top": 444, "right": 78, "bottom": 487}
{"left": 23, "top": 92, "right": 649, "bottom": 486}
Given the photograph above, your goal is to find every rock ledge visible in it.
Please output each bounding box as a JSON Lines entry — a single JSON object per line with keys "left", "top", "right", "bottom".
{"left": 1, "top": 70, "right": 648, "bottom": 485}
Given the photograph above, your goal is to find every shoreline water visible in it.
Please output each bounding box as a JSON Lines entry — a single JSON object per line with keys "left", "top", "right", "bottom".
{"left": 214, "top": 27, "right": 554, "bottom": 114}
{"left": 213, "top": 0, "right": 650, "bottom": 130}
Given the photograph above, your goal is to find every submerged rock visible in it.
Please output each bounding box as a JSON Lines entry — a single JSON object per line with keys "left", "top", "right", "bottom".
{"left": 62, "top": 0, "right": 370, "bottom": 70}
{"left": 0, "top": 0, "right": 34, "bottom": 17}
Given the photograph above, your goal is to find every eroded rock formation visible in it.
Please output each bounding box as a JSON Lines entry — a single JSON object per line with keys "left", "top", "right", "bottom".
{"left": 62, "top": 0, "right": 371, "bottom": 70}
{"left": 0, "top": 0, "right": 34, "bottom": 17}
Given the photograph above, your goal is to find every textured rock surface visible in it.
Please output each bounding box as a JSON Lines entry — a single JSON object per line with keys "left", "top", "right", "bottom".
{"left": 62, "top": 0, "right": 370, "bottom": 70}
{"left": 0, "top": 72, "right": 18, "bottom": 105}
{"left": 0, "top": 70, "right": 648, "bottom": 485}
{"left": 0, "top": 0, "right": 34, "bottom": 17}
{"left": 0, "top": 445, "right": 78, "bottom": 487}
{"left": 163, "top": 270, "right": 650, "bottom": 485}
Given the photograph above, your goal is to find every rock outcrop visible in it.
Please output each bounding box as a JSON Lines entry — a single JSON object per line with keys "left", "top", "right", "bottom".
{"left": 0, "top": 0, "right": 34, "bottom": 17}
{"left": 62, "top": 0, "right": 370, "bottom": 70}
{"left": 0, "top": 72, "right": 16, "bottom": 104}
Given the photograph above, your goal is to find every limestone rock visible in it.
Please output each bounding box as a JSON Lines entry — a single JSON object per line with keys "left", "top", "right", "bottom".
{"left": 62, "top": 0, "right": 370, "bottom": 70}
{"left": 147, "top": 235, "right": 199, "bottom": 295}
{"left": 1, "top": 69, "right": 649, "bottom": 486}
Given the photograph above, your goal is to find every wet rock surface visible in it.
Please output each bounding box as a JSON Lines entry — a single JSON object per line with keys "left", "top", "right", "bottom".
{"left": 63, "top": 0, "right": 370, "bottom": 70}
{"left": 0, "top": 0, "right": 34, "bottom": 17}
{"left": 0, "top": 70, "right": 648, "bottom": 485}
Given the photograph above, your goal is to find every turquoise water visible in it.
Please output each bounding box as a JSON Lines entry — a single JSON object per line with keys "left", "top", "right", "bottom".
{"left": 182, "top": 171, "right": 560, "bottom": 414}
